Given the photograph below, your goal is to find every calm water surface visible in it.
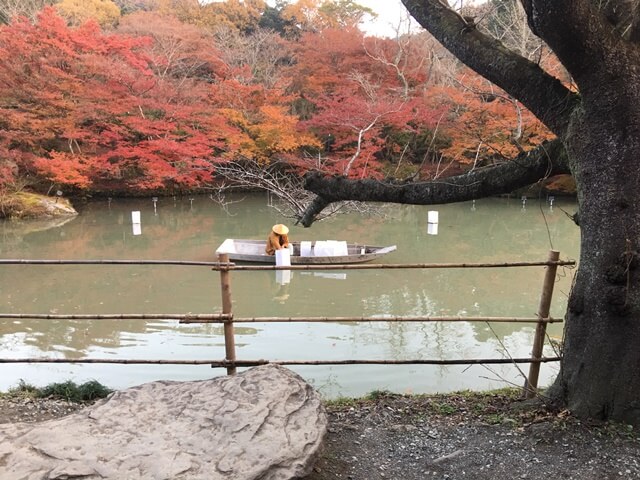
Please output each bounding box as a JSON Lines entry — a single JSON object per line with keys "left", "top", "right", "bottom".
{"left": 0, "top": 194, "right": 579, "bottom": 398}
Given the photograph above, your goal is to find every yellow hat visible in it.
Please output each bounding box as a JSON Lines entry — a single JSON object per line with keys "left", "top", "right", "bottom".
{"left": 272, "top": 224, "right": 289, "bottom": 235}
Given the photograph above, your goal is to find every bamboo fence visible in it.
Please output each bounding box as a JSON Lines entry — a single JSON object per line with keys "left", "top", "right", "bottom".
{"left": 0, "top": 250, "right": 574, "bottom": 396}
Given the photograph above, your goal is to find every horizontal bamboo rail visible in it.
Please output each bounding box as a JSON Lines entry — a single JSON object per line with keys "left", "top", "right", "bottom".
{"left": 0, "top": 313, "right": 233, "bottom": 323}
{"left": 0, "top": 357, "right": 560, "bottom": 366}
{"left": 213, "top": 260, "right": 576, "bottom": 271}
{"left": 0, "top": 259, "right": 223, "bottom": 266}
{"left": 180, "top": 315, "right": 559, "bottom": 324}
{"left": 0, "top": 259, "right": 576, "bottom": 270}
{"left": 0, "top": 314, "right": 560, "bottom": 324}
{"left": 0, "top": 313, "right": 232, "bottom": 320}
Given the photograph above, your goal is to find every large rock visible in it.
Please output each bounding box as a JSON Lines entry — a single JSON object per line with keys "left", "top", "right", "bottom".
{"left": 0, "top": 365, "right": 327, "bottom": 479}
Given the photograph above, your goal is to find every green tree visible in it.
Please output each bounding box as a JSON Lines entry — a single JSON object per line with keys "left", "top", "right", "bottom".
{"left": 198, "top": 0, "right": 266, "bottom": 33}
{"left": 317, "top": 0, "right": 375, "bottom": 29}
{"left": 300, "top": 0, "right": 640, "bottom": 426}
{"left": 281, "top": 0, "right": 373, "bottom": 34}
{"left": 258, "top": 0, "right": 296, "bottom": 36}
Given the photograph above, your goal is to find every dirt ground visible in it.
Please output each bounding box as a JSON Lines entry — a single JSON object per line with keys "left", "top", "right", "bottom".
{"left": 306, "top": 392, "right": 640, "bottom": 480}
{"left": 1, "top": 390, "right": 639, "bottom": 480}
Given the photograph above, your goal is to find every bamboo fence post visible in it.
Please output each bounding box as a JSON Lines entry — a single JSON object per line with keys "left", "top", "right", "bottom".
{"left": 524, "top": 249, "right": 560, "bottom": 398}
{"left": 218, "top": 253, "right": 236, "bottom": 375}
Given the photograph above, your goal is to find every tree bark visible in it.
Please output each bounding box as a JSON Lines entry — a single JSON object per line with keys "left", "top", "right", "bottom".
{"left": 520, "top": 0, "right": 640, "bottom": 424}
{"left": 548, "top": 70, "right": 640, "bottom": 424}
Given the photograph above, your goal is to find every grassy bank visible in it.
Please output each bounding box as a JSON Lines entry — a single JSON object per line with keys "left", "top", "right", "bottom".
{"left": 2, "top": 380, "right": 635, "bottom": 438}
{"left": 2, "top": 380, "right": 113, "bottom": 403}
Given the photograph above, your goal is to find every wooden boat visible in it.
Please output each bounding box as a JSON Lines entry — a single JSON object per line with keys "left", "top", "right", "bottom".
{"left": 216, "top": 239, "right": 397, "bottom": 264}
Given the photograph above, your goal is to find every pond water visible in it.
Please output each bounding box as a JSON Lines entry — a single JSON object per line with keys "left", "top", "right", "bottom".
{"left": 0, "top": 193, "right": 579, "bottom": 398}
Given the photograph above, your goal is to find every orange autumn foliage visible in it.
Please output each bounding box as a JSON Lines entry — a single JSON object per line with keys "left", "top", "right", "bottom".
{"left": 0, "top": 2, "right": 566, "bottom": 194}
{"left": 433, "top": 71, "right": 555, "bottom": 164}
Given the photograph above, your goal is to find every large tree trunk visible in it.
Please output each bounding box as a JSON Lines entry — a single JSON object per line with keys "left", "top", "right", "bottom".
{"left": 551, "top": 83, "right": 640, "bottom": 424}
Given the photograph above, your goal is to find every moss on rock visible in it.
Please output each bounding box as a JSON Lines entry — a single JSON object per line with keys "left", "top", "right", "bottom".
{"left": 0, "top": 191, "right": 77, "bottom": 219}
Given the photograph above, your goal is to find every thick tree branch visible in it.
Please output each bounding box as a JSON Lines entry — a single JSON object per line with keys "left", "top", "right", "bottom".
{"left": 298, "top": 196, "right": 331, "bottom": 228}
{"left": 521, "top": 0, "right": 632, "bottom": 84}
{"left": 400, "top": 0, "right": 578, "bottom": 137}
{"left": 299, "top": 139, "right": 568, "bottom": 227}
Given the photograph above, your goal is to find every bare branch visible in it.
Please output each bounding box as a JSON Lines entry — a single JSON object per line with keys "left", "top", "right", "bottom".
{"left": 400, "top": 0, "right": 578, "bottom": 137}
{"left": 363, "top": 36, "right": 415, "bottom": 100}
{"left": 0, "top": 0, "right": 53, "bottom": 24}
{"left": 212, "top": 26, "right": 290, "bottom": 89}
{"left": 212, "top": 159, "right": 380, "bottom": 224}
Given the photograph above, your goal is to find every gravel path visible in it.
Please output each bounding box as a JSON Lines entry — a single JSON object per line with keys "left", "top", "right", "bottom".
{"left": 1, "top": 390, "right": 639, "bottom": 480}
{"left": 305, "top": 392, "right": 640, "bottom": 480}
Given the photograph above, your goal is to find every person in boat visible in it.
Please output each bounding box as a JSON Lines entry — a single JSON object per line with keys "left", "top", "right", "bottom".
{"left": 266, "top": 224, "right": 290, "bottom": 255}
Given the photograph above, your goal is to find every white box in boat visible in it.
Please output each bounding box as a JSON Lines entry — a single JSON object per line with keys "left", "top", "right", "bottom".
{"left": 314, "top": 240, "right": 348, "bottom": 257}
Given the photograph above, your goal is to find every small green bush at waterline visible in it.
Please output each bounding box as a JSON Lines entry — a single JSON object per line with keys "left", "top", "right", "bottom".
{"left": 4, "top": 380, "right": 112, "bottom": 403}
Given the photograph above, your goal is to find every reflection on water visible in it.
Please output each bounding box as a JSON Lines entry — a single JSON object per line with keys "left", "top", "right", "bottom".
{"left": 0, "top": 194, "right": 578, "bottom": 398}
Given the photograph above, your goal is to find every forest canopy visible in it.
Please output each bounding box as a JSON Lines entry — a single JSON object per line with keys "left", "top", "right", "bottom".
{"left": 0, "top": 0, "right": 560, "bottom": 198}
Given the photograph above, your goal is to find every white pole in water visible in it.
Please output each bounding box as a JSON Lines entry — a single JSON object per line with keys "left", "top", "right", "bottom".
{"left": 131, "top": 211, "right": 142, "bottom": 236}
{"left": 427, "top": 210, "right": 439, "bottom": 235}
